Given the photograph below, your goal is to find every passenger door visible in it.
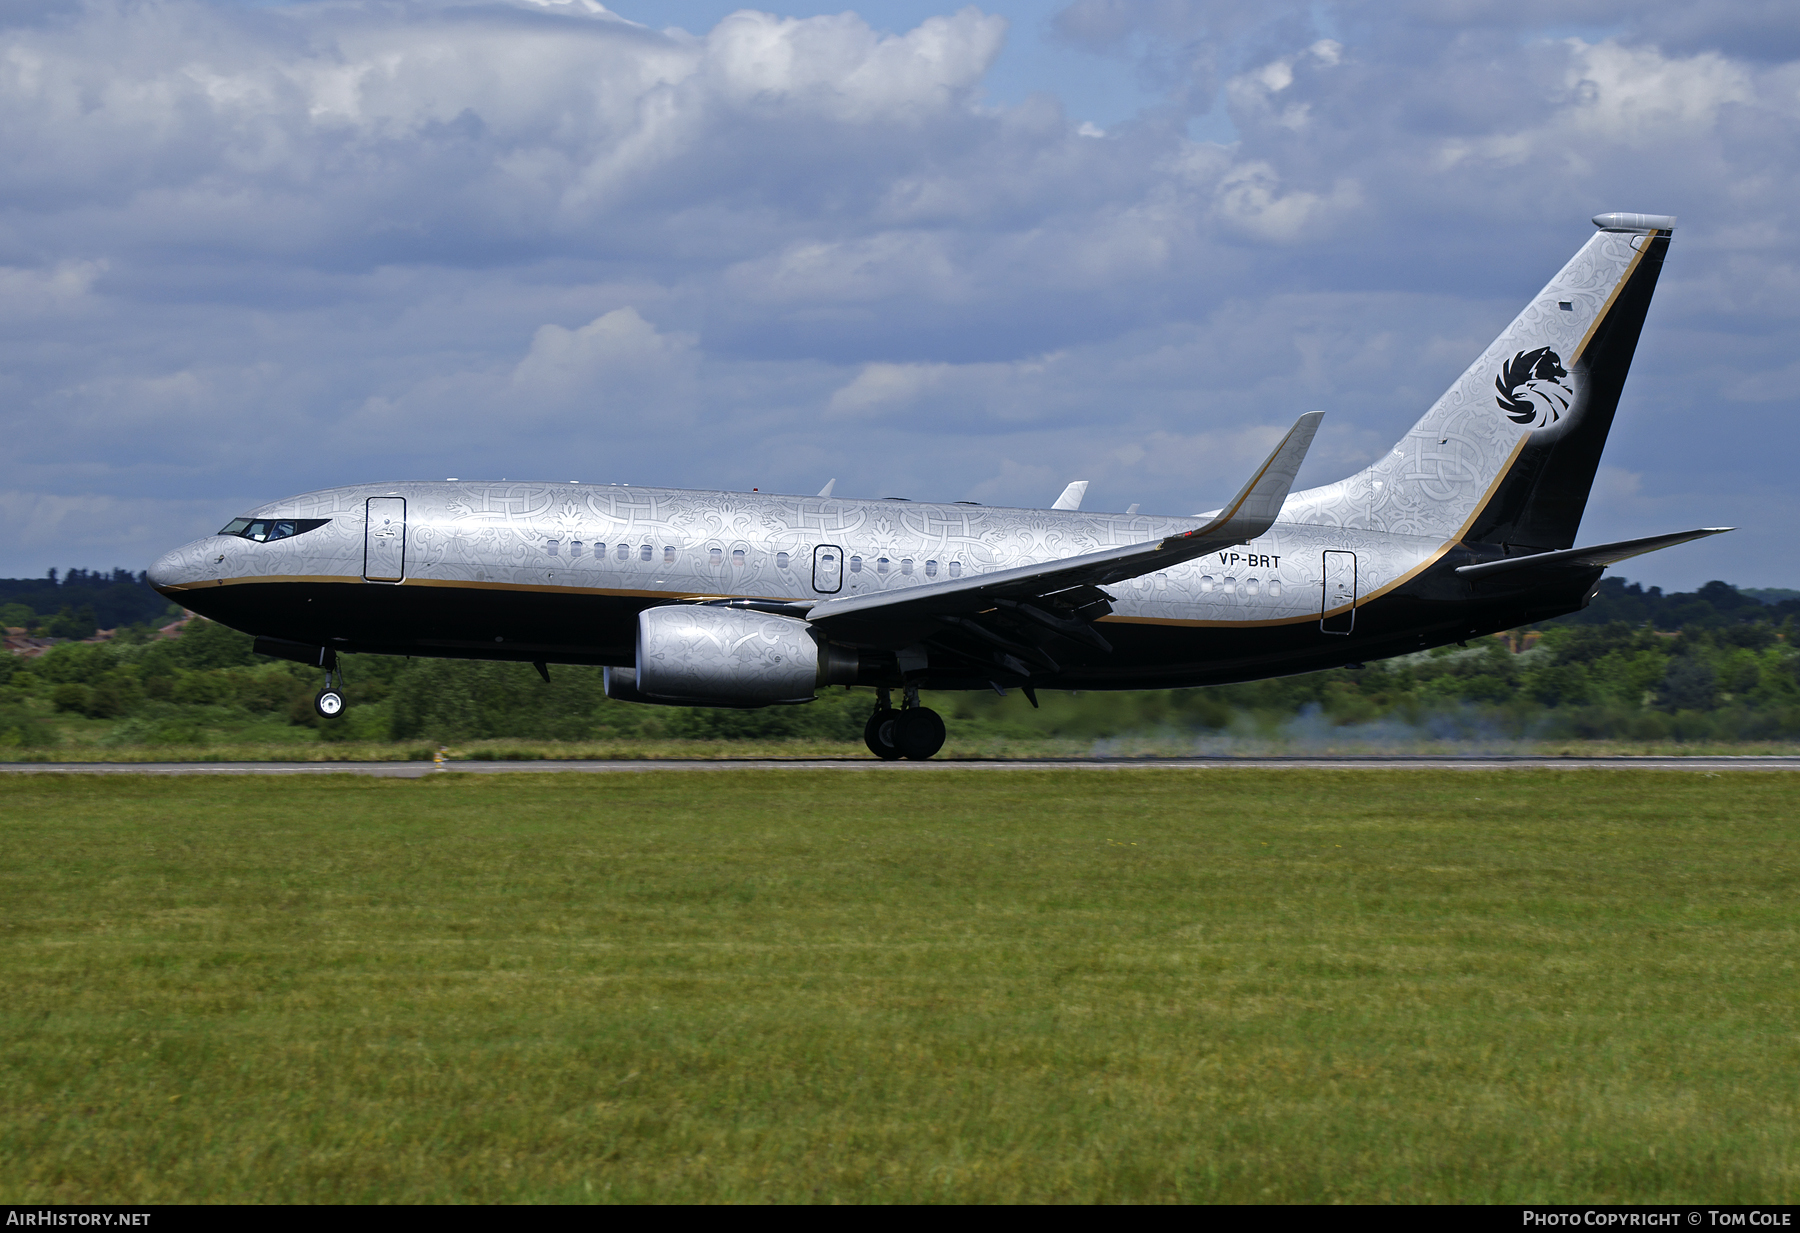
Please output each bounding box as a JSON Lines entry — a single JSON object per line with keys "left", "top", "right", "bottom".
{"left": 1320, "top": 550, "right": 1356, "bottom": 634}
{"left": 364, "top": 497, "right": 406, "bottom": 582}
{"left": 812, "top": 544, "right": 843, "bottom": 594}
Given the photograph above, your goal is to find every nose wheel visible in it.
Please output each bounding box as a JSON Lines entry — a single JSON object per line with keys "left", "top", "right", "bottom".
{"left": 864, "top": 686, "right": 946, "bottom": 761}
{"left": 313, "top": 663, "right": 348, "bottom": 719}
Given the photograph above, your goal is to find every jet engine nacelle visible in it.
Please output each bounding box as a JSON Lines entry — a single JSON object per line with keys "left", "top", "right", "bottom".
{"left": 607, "top": 604, "right": 858, "bottom": 707}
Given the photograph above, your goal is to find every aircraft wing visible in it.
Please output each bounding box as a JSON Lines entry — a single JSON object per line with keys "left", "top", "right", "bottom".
{"left": 1454, "top": 527, "right": 1733, "bottom": 580}
{"left": 806, "top": 413, "right": 1322, "bottom": 649}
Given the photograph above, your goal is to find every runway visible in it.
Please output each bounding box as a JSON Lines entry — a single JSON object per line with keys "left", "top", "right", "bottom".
{"left": 2, "top": 756, "right": 1798, "bottom": 776}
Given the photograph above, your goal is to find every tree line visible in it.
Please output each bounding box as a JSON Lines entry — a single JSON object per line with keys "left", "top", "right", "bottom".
{"left": 0, "top": 568, "right": 183, "bottom": 640}
{"left": 1, "top": 572, "right": 1798, "bottom": 749}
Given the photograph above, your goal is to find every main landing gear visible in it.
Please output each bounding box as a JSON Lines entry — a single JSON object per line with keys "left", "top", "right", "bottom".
{"left": 864, "top": 685, "right": 946, "bottom": 761}
{"left": 314, "top": 663, "right": 347, "bottom": 719}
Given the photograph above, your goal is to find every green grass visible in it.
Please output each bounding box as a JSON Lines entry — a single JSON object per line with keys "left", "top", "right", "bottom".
{"left": 3, "top": 770, "right": 1798, "bottom": 1202}
{"left": 12, "top": 735, "right": 1800, "bottom": 762}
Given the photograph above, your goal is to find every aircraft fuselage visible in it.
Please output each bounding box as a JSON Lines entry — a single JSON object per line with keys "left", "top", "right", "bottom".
{"left": 150, "top": 479, "right": 1581, "bottom": 691}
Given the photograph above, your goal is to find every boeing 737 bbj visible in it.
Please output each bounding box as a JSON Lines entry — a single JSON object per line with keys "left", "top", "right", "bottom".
{"left": 148, "top": 212, "right": 1725, "bottom": 760}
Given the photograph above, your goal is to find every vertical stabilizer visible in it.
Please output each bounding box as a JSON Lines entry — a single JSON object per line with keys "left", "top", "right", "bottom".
{"left": 1283, "top": 215, "right": 1674, "bottom": 549}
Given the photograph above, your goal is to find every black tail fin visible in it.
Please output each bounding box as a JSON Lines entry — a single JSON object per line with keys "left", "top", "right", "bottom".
{"left": 1283, "top": 214, "right": 1674, "bottom": 550}
{"left": 1468, "top": 223, "right": 1672, "bottom": 550}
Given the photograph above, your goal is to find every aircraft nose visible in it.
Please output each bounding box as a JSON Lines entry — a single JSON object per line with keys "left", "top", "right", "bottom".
{"left": 147, "top": 541, "right": 210, "bottom": 592}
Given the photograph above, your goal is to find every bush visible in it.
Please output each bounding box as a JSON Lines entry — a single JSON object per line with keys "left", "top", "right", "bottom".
{"left": 319, "top": 706, "right": 392, "bottom": 743}
{"left": 51, "top": 683, "right": 93, "bottom": 715}
{"left": 389, "top": 660, "right": 617, "bottom": 742}
{"left": 44, "top": 605, "right": 97, "bottom": 640}
{"left": 0, "top": 705, "right": 58, "bottom": 748}
{"left": 168, "top": 619, "right": 259, "bottom": 671}
{"left": 1660, "top": 657, "right": 1717, "bottom": 712}
{"left": 662, "top": 691, "right": 867, "bottom": 742}
{"left": 30, "top": 642, "right": 118, "bottom": 686}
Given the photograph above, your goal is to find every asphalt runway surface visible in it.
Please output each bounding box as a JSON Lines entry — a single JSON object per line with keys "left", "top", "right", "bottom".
{"left": 2, "top": 757, "right": 1799, "bottom": 776}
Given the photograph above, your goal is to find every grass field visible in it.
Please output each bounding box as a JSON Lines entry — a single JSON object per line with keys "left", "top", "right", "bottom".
{"left": 11, "top": 735, "right": 1800, "bottom": 762}
{"left": 3, "top": 769, "right": 1797, "bottom": 1203}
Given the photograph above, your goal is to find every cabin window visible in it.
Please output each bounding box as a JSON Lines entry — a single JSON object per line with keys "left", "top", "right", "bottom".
{"left": 1222, "top": 577, "right": 1236, "bottom": 595}
{"left": 546, "top": 539, "right": 560, "bottom": 557}
{"left": 1268, "top": 580, "right": 1282, "bottom": 598}
{"left": 639, "top": 544, "right": 653, "bottom": 562}
{"left": 1558, "top": 301, "right": 1573, "bottom": 311}
{"left": 570, "top": 541, "right": 583, "bottom": 559}
{"left": 877, "top": 557, "right": 890, "bottom": 575}
{"left": 776, "top": 551, "right": 790, "bottom": 569}
{"left": 925, "top": 560, "right": 938, "bottom": 578}
{"left": 850, "top": 556, "right": 863, "bottom": 573}
{"left": 948, "top": 561, "right": 961, "bottom": 578}
{"left": 594, "top": 543, "right": 607, "bottom": 561}
{"left": 901, "top": 559, "right": 913, "bottom": 576}
{"left": 1201, "top": 575, "right": 1214, "bottom": 593}
{"left": 664, "top": 546, "right": 675, "bottom": 564}
{"left": 710, "top": 548, "right": 723, "bottom": 566}
{"left": 732, "top": 549, "right": 746, "bottom": 567}
{"left": 616, "top": 543, "right": 629, "bottom": 561}
{"left": 1155, "top": 572, "right": 1168, "bottom": 590}
{"left": 1245, "top": 578, "right": 1259, "bottom": 596}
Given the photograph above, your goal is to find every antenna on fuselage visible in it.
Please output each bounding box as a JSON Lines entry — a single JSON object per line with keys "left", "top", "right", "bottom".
{"left": 818, "top": 479, "right": 837, "bottom": 497}
{"left": 1052, "top": 480, "right": 1088, "bottom": 511}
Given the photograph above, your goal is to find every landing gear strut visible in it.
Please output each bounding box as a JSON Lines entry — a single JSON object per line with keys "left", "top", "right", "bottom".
{"left": 314, "top": 662, "right": 347, "bottom": 719}
{"left": 864, "top": 683, "right": 946, "bottom": 761}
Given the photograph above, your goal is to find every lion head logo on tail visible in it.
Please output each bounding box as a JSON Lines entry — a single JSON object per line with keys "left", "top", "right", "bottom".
{"left": 1495, "top": 347, "right": 1575, "bottom": 429}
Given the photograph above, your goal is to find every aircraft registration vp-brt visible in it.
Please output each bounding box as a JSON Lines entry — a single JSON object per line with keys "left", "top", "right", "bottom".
{"left": 149, "top": 213, "right": 1727, "bottom": 760}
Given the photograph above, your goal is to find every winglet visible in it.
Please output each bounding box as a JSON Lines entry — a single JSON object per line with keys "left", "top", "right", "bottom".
{"left": 818, "top": 479, "right": 836, "bottom": 498}
{"left": 1165, "top": 412, "right": 1322, "bottom": 548}
{"left": 1052, "top": 480, "right": 1088, "bottom": 511}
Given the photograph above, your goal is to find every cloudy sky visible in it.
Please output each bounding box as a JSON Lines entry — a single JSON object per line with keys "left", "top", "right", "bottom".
{"left": 3, "top": 0, "right": 1797, "bottom": 590}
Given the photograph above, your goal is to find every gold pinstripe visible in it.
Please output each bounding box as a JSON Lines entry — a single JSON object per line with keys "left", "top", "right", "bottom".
{"left": 1570, "top": 230, "right": 1659, "bottom": 365}
{"left": 157, "top": 574, "right": 796, "bottom": 603}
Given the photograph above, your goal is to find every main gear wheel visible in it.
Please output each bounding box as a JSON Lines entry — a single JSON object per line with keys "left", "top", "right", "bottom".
{"left": 864, "top": 708, "right": 903, "bottom": 760}
{"left": 891, "top": 707, "right": 946, "bottom": 760}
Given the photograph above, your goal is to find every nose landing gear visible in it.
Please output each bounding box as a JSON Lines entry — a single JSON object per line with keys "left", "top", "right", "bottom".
{"left": 313, "top": 663, "right": 347, "bottom": 719}
{"left": 863, "top": 684, "right": 946, "bottom": 761}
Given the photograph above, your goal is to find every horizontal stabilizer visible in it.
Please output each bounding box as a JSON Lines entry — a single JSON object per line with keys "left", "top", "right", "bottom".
{"left": 1455, "top": 528, "right": 1732, "bottom": 580}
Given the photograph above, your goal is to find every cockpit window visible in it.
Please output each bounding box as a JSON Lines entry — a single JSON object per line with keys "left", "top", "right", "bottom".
{"left": 219, "top": 517, "right": 330, "bottom": 543}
